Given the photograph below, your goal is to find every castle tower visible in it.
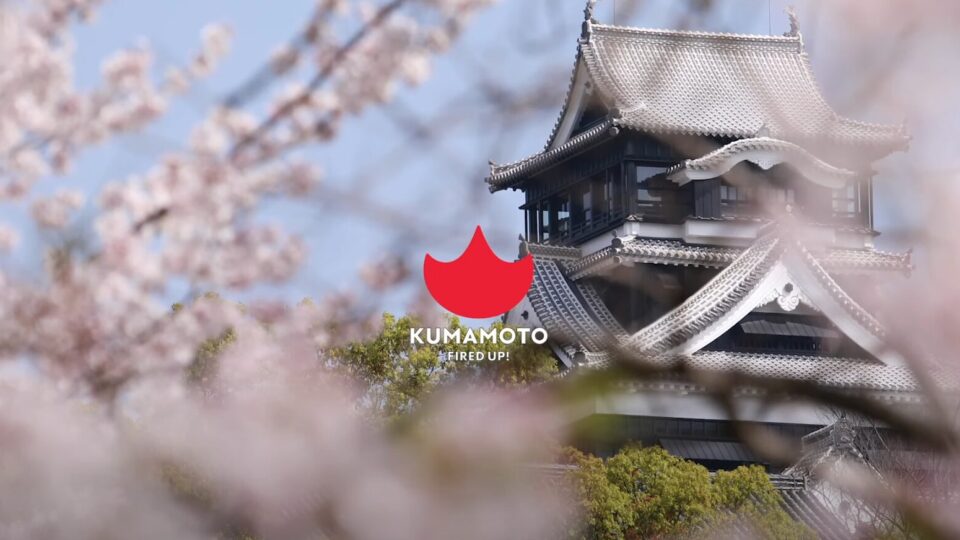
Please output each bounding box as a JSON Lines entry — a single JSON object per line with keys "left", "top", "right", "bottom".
{"left": 487, "top": 5, "right": 916, "bottom": 467}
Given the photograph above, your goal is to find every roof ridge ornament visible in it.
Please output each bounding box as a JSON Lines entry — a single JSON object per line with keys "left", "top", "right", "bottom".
{"left": 518, "top": 234, "right": 530, "bottom": 259}
{"left": 784, "top": 5, "right": 804, "bottom": 50}
{"left": 580, "top": 0, "right": 599, "bottom": 42}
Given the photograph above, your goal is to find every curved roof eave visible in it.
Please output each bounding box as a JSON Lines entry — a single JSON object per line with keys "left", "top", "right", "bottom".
{"left": 665, "top": 137, "right": 861, "bottom": 188}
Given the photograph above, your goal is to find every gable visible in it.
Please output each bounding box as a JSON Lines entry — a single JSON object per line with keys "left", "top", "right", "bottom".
{"left": 703, "top": 311, "right": 878, "bottom": 361}
{"left": 547, "top": 60, "right": 612, "bottom": 151}
{"left": 622, "top": 229, "right": 897, "bottom": 366}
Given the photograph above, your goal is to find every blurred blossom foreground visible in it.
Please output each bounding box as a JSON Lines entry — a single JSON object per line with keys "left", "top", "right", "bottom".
{"left": 1, "top": 0, "right": 960, "bottom": 539}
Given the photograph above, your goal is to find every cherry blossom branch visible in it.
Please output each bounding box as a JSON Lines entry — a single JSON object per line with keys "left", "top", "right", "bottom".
{"left": 228, "top": 0, "right": 408, "bottom": 162}
{"left": 222, "top": 0, "right": 340, "bottom": 109}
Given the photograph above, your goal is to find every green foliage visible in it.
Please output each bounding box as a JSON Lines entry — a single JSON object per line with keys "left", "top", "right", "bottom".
{"left": 565, "top": 445, "right": 815, "bottom": 540}
{"left": 188, "top": 328, "right": 237, "bottom": 384}
{"left": 607, "top": 446, "right": 716, "bottom": 537}
{"left": 563, "top": 448, "right": 635, "bottom": 540}
{"left": 713, "top": 465, "right": 815, "bottom": 540}
{"left": 175, "top": 300, "right": 558, "bottom": 419}
{"left": 175, "top": 292, "right": 239, "bottom": 385}
{"left": 330, "top": 313, "right": 559, "bottom": 419}
{"left": 466, "top": 320, "right": 560, "bottom": 388}
{"left": 333, "top": 312, "right": 450, "bottom": 418}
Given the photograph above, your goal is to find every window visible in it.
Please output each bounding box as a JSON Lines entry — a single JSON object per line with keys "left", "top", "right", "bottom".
{"left": 554, "top": 193, "right": 571, "bottom": 238}
{"left": 757, "top": 185, "right": 795, "bottom": 205}
{"left": 605, "top": 167, "right": 622, "bottom": 215}
{"left": 833, "top": 183, "right": 859, "bottom": 219}
{"left": 637, "top": 183, "right": 665, "bottom": 205}
{"left": 527, "top": 165, "right": 626, "bottom": 244}
{"left": 539, "top": 203, "right": 550, "bottom": 242}
{"left": 582, "top": 188, "right": 592, "bottom": 223}
{"left": 720, "top": 183, "right": 748, "bottom": 205}
{"left": 526, "top": 208, "right": 538, "bottom": 241}
{"left": 637, "top": 181, "right": 666, "bottom": 206}
{"left": 591, "top": 174, "right": 607, "bottom": 220}
{"left": 635, "top": 166, "right": 668, "bottom": 209}
{"left": 573, "top": 182, "right": 592, "bottom": 228}
{"left": 720, "top": 181, "right": 795, "bottom": 212}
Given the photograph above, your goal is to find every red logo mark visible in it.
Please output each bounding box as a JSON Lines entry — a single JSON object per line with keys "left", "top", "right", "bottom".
{"left": 423, "top": 226, "right": 534, "bottom": 318}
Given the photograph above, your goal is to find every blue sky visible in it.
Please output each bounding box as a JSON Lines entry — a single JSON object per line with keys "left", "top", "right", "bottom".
{"left": 5, "top": 0, "right": 953, "bottom": 318}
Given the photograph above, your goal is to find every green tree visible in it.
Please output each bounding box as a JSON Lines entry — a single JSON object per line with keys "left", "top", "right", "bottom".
{"left": 330, "top": 313, "right": 558, "bottom": 419}
{"left": 713, "top": 465, "right": 815, "bottom": 540}
{"left": 606, "top": 446, "right": 716, "bottom": 537}
{"left": 175, "top": 304, "right": 559, "bottom": 419}
{"left": 565, "top": 445, "right": 815, "bottom": 540}
{"left": 563, "top": 448, "right": 636, "bottom": 540}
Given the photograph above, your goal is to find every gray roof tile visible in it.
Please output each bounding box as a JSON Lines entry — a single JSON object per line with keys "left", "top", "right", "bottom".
{"left": 584, "top": 25, "right": 907, "bottom": 152}
{"left": 487, "top": 24, "right": 909, "bottom": 190}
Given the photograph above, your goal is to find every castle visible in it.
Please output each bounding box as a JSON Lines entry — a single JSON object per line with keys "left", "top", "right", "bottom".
{"left": 487, "top": 3, "right": 918, "bottom": 477}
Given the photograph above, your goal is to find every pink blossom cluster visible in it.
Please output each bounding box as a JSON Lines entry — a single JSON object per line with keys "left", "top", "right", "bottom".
{"left": 0, "top": 1, "right": 580, "bottom": 538}
{"left": 229, "top": 0, "right": 496, "bottom": 165}
{"left": 0, "top": 0, "right": 498, "bottom": 390}
{"left": 0, "top": 1, "right": 229, "bottom": 199}
{"left": 0, "top": 336, "right": 570, "bottom": 539}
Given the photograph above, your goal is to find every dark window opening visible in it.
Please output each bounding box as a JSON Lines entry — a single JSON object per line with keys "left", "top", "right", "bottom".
{"left": 525, "top": 164, "right": 627, "bottom": 245}
{"left": 635, "top": 169, "right": 683, "bottom": 221}
{"left": 719, "top": 180, "right": 796, "bottom": 214}
{"left": 703, "top": 312, "right": 877, "bottom": 359}
{"left": 572, "top": 93, "right": 608, "bottom": 135}
{"left": 832, "top": 183, "right": 861, "bottom": 220}
{"left": 588, "top": 265, "right": 719, "bottom": 333}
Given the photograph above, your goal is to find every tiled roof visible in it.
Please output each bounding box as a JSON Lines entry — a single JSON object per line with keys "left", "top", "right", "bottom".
{"left": 527, "top": 258, "right": 613, "bottom": 352}
{"left": 520, "top": 228, "right": 924, "bottom": 394}
{"left": 526, "top": 242, "right": 581, "bottom": 261}
{"left": 574, "top": 280, "right": 628, "bottom": 340}
{"left": 564, "top": 237, "right": 743, "bottom": 279}
{"left": 542, "top": 48, "right": 586, "bottom": 153}
{"left": 559, "top": 237, "right": 911, "bottom": 280}
{"left": 619, "top": 229, "right": 887, "bottom": 352}
{"left": 582, "top": 25, "right": 908, "bottom": 154}
{"left": 661, "top": 351, "right": 917, "bottom": 394}
{"left": 778, "top": 488, "right": 852, "bottom": 540}
{"left": 818, "top": 247, "right": 912, "bottom": 273}
{"left": 486, "top": 23, "right": 908, "bottom": 191}
{"left": 665, "top": 136, "right": 859, "bottom": 187}
{"left": 791, "top": 239, "right": 886, "bottom": 337}
{"left": 674, "top": 215, "right": 881, "bottom": 236}
{"left": 624, "top": 233, "right": 784, "bottom": 353}
{"left": 487, "top": 118, "right": 619, "bottom": 191}
{"left": 593, "top": 351, "right": 919, "bottom": 396}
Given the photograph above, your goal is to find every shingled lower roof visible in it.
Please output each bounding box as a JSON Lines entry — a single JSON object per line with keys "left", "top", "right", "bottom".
{"left": 517, "top": 224, "right": 926, "bottom": 394}
{"left": 560, "top": 237, "right": 912, "bottom": 280}
{"left": 625, "top": 233, "right": 785, "bottom": 354}
{"left": 527, "top": 258, "right": 616, "bottom": 352}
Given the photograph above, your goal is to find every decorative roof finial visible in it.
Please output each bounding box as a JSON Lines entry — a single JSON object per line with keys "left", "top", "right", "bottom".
{"left": 785, "top": 5, "right": 800, "bottom": 36}
{"left": 581, "top": 0, "right": 599, "bottom": 42}
{"left": 518, "top": 234, "right": 530, "bottom": 259}
{"left": 783, "top": 6, "right": 804, "bottom": 50}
